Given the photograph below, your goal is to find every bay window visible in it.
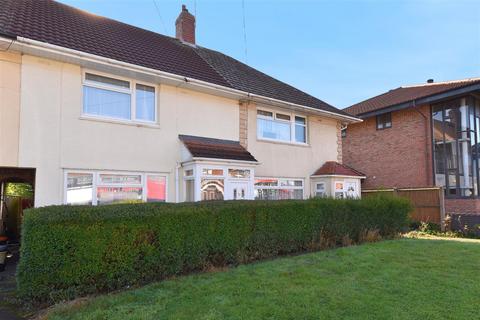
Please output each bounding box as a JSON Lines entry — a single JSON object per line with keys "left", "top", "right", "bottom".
{"left": 65, "top": 171, "right": 166, "bottom": 205}
{"left": 257, "top": 109, "right": 307, "bottom": 144}
{"left": 83, "top": 72, "right": 156, "bottom": 123}
{"left": 254, "top": 178, "right": 304, "bottom": 200}
{"left": 334, "top": 181, "right": 345, "bottom": 199}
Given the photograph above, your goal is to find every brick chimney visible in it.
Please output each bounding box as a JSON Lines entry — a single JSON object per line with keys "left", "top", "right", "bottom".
{"left": 175, "top": 5, "right": 195, "bottom": 44}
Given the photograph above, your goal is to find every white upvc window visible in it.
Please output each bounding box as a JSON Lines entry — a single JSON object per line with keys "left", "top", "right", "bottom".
{"left": 82, "top": 71, "right": 157, "bottom": 123}
{"left": 256, "top": 109, "right": 307, "bottom": 144}
{"left": 183, "top": 164, "right": 255, "bottom": 202}
{"left": 65, "top": 170, "right": 167, "bottom": 205}
{"left": 334, "top": 181, "right": 345, "bottom": 199}
{"left": 254, "top": 178, "right": 304, "bottom": 200}
{"left": 315, "top": 182, "right": 326, "bottom": 198}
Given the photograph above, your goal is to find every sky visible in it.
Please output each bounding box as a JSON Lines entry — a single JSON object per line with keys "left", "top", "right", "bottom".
{"left": 58, "top": 0, "right": 480, "bottom": 109}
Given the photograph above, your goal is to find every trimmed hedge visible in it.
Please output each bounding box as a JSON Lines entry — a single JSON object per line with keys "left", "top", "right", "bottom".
{"left": 18, "top": 196, "right": 411, "bottom": 304}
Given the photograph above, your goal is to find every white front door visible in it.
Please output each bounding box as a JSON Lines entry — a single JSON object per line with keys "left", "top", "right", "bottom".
{"left": 228, "top": 181, "right": 249, "bottom": 200}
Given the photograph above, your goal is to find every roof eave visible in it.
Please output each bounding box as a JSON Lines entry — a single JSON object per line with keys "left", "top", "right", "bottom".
{"left": 3, "top": 36, "right": 361, "bottom": 123}
{"left": 311, "top": 174, "right": 366, "bottom": 179}
{"left": 355, "top": 83, "right": 480, "bottom": 119}
{"left": 185, "top": 157, "right": 260, "bottom": 165}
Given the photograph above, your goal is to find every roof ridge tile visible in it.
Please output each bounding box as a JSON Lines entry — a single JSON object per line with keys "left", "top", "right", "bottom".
{"left": 0, "top": 0, "right": 350, "bottom": 117}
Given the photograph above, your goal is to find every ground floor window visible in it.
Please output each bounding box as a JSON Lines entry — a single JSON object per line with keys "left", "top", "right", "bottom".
{"left": 65, "top": 171, "right": 166, "bottom": 205}
{"left": 315, "top": 182, "right": 326, "bottom": 198}
{"left": 334, "top": 181, "right": 345, "bottom": 199}
{"left": 254, "top": 178, "right": 303, "bottom": 200}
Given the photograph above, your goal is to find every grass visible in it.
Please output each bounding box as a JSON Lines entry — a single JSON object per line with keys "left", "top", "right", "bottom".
{"left": 43, "top": 238, "right": 480, "bottom": 320}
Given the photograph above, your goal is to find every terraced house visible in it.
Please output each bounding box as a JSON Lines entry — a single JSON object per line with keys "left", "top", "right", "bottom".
{"left": 342, "top": 78, "right": 480, "bottom": 219}
{"left": 0, "top": 0, "right": 363, "bottom": 237}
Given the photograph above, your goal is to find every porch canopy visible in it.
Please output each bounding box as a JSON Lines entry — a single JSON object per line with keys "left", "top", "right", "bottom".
{"left": 179, "top": 135, "right": 258, "bottom": 201}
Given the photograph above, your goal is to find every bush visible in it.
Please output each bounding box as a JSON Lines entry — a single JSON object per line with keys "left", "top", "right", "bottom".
{"left": 18, "top": 196, "right": 411, "bottom": 304}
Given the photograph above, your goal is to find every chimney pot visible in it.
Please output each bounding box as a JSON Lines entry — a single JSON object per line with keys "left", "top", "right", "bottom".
{"left": 427, "top": 79, "right": 434, "bottom": 83}
{"left": 176, "top": 4, "right": 196, "bottom": 44}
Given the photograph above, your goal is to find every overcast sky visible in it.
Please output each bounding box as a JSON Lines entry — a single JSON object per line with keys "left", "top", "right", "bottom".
{"left": 59, "top": 0, "right": 480, "bottom": 108}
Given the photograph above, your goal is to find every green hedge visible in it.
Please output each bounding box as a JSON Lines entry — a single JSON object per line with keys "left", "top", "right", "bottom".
{"left": 18, "top": 196, "right": 411, "bottom": 304}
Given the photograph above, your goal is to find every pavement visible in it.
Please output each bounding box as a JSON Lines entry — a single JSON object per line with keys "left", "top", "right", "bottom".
{"left": 0, "top": 244, "right": 25, "bottom": 320}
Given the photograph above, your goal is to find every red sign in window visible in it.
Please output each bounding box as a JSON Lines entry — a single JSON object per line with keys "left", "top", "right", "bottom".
{"left": 147, "top": 175, "right": 166, "bottom": 202}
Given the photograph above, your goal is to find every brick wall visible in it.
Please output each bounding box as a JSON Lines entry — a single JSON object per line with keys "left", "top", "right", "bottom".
{"left": 342, "top": 104, "right": 433, "bottom": 188}
{"left": 445, "top": 198, "right": 480, "bottom": 215}
{"left": 447, "top": 199, "right": 480, "bottom": 232}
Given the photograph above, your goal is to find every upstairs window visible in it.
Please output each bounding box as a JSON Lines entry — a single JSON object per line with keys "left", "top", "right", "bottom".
{"left": 295, "top": 116, "right": 307, "bottom": 143}
{"left": 83, "top": 72, "right": 156, "bottom": 123}
{"left": 257, "top": 109, "right": 307, "bottom": 144}
{"left": 376, "top": 112, "right": 392, "bottom": 130}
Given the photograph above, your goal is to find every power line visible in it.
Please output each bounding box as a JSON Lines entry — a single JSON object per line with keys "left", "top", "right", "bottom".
{"left": 241, "top": 0, "right": 248, "bottom": 63}
{"left": 194, "top": 0, "right": 197, "bottom": 31}
{"left": 152, "top": 0, "right": 168, "bottom": 34}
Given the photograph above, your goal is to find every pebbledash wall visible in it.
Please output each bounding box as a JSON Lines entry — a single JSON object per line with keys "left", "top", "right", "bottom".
{"left": 342, "top": 105, "right": 433, "bottom": 189}
{"left": 1, "top": 51, "right": 341, "bottom": 207}
{"left": 0, "top": 51, "right": 21, "bottom": 167}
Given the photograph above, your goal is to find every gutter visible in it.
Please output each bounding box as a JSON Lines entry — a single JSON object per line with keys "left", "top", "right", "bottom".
{"left": 356, "top": 83, "right": 480, "bottom": 119}
{"left": 310, "top": 174, "right": 366, "bottom": 179}
{"left": 4, "top": 36, "right": 362, "bottom": 123}
{"left": 183, "top": 158, "right": 261, "bottom": 166}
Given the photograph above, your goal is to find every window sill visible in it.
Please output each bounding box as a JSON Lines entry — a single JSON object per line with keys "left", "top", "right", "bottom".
{"left": 256, "top": 137, "right": 310, "bottom": 147}
{"left": 79, "top": 115, "right": 160, "bottom": 129}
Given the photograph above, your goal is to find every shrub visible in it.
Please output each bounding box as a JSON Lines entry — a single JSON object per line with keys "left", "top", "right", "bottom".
{"left": 18, "top": 196, "right": 410, "bottom": 304}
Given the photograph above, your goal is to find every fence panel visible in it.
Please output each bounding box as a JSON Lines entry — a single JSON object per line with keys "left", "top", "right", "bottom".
{"left": 362, "top": 187, "right": 444, "bottom": 225}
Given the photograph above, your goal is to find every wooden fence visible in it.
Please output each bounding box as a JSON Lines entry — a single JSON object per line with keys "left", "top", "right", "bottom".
{"left": 362, "top": 187, "right": 445, "bottom": 228}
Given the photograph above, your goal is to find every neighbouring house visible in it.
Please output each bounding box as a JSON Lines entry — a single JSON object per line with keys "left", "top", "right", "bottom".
{"left": 342, "top": 77, "right": 480, "bottom": 221}
{"left": 0, "top": 0, "right": 363, "bottom": 239}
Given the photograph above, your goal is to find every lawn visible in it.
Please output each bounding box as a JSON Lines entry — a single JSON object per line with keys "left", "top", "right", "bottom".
{"left": 44, "top": 238, "right": 480, "bottom": 320}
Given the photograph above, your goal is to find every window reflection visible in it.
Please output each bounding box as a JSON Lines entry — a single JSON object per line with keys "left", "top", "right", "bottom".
{"left": 433, "top": 97, "right": 478, "bottom": 197}
{"left": 201, "top": 179, "right": 224, "bottom": 200}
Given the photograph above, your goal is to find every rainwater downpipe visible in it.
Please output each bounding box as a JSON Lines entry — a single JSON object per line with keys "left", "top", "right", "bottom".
{"left": 412, "top": 100, "right": 431, "bottom": 186}
{"left": 175, "top": 164, "right": 181, "bottom": 203}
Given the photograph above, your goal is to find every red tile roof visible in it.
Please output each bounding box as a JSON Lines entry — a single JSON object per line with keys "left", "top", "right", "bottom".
{"left": 345, "top": 78, "right": 480, "bottom": 116}
{"left": 313, "top": 161, "right": 365, "bottom": 177}
{"left": 0, "top": 0, "right": 352, "bottom": 118}
{"left": 179, "top": 135, "right": 257, "bottom": 162}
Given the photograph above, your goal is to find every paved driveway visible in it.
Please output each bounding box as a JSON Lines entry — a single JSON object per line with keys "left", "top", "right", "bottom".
{"left": 0, "top": 245, "right": 24, "bottom": 320}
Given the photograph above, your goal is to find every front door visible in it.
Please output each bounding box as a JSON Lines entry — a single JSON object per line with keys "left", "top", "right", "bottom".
{"left": 229, "top": 181, "right": 249, "bottom": 200}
